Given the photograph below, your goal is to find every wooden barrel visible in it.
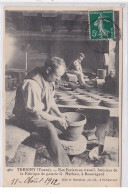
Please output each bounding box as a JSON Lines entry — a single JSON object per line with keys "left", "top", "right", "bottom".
{"left": 97, "top": 69, "right": 107, "bottom": 79}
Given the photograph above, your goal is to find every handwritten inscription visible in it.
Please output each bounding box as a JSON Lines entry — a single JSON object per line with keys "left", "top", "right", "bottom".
{"left": 11, "top": 176, "right": 60, "bottom": 186}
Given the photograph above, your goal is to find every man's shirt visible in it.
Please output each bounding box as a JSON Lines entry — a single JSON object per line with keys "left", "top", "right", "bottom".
{"left": 70, "top": 59, "right": 83, "bottom": 73}
{"left": 13, "top": 67, "right": 55, "bottom": 118}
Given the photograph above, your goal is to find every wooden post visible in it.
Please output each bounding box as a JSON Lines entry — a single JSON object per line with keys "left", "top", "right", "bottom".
{"left": 108, "top": 40, "right": 116, "bottom": 73}
{"left": 25, "top": 52, "right": 28, "bottom": 73}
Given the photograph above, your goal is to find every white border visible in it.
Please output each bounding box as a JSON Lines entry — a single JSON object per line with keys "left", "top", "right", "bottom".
{"left": 0, "top": 0, "right": 128, "bottom": 188}
{"left": 0, "top": 1, "right": 126, "bottom": 7}
{"left": 122, "top": 3, "right": 128, "bottom": 187}
{"left": 0, "top": 3, "right": 4, "bottom": 188}
{"left": 0, "top": 0, "right": 128, "bottom": 3}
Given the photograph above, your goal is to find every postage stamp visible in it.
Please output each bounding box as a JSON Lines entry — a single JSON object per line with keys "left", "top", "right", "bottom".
{"left": 89, "top": 10, "right": 115, "bottom": 40}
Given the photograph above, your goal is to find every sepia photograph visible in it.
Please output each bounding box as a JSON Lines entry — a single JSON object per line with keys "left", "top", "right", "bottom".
{"left": 3, "top": 6, "right": 122, "bottom": 187}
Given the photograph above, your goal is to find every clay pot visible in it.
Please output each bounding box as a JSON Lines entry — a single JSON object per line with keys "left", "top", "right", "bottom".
{"left": 82, "top": 98, "right": 100, "bottom": 106}
{"left": 98, "top": 93, "right": 105, "bottom": 96}
{"left": 75, "top": 94, "right": 86, "bottom": 99}
{"left": 58, "top": 96, "right": 74, "bottom": 100}
{"left": 67, "top": 91, "right": 79, "bottom": 96}
{"left": 63, "top": 112, "right": 87, "bottom": 141}
{"left": 61, "top": 101, "right": 78, "bottom": 106}
{"left": 102, "top": 98, "right": 118, "bottom": 108}
{"left": 63, "top": 125, "right": 84, "bottom": 141}
{"left": 59, "top": 86, "right": 72, "bottom": 91}
{"left": 60, "top": 98, "right": 77, "bottom": 105}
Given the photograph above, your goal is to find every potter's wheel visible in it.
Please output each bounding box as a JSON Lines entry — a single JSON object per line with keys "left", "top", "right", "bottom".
{"left": 60, "top": 135, "right": 87, "bottom": 155}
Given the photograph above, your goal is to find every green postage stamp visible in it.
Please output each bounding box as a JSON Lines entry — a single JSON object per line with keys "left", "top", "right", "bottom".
{"left": 89, "top": 10, "right": 115, "bottom": 40}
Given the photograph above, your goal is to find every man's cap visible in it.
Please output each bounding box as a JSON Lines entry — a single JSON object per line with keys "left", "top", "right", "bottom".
{"left": 79, "top": 53, "right": 85, "bottom": 58}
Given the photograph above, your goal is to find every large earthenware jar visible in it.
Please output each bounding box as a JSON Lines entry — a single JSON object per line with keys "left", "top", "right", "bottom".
{"left": 63, "top": 112, "right": 87, "bottom": 141}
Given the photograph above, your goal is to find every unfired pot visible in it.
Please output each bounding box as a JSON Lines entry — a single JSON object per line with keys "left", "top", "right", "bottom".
{"left": 62, "top": 112, "right": 87, "bottom": 141}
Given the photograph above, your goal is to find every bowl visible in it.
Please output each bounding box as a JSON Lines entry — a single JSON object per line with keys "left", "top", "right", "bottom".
{"left": 98, "top": 93, "right": 105, "bottom": 97}
{"left": 58, "top": 96, "right": 74, "bottom": 100}
{"left": 102, "top": 96, "right": 118, "bottom": 102}
{"left": 82, "top": 90, "right": 90, "bottom": 94}
{"left": 71, "top": 92, "right": 80, "bottom": 95}
{"left": 61, "top": 101, "right": 78, "bottom": 106}
{"left": 55, "top": 92, "right": 67, "bottom": 97}
{"left": 75, "top": 94, "right": 86, "bottom": 99}
{"left": 102, "top": 98, "right": 119, "bottom": 108}
{"left": 54, "top": 91, "right": 63, "bottom": 94}
{"left": 59, "top": 86, "right": 73, "bottom": 91}
{"left": 59, "top": 98, "right": 77, "bottom": 106}
{"left": 90, "top": 94, "right": 99, "bottom": 99}
{"left": 103, "top": 101, "right": 118, "bottom": 108}
{"left": 82, "top": 98, "right": 100, "bottom": 106}
{"left": 103, "top": 94, "right": 113, "bottom": 97}
{"left": 66, "top": 91, "right": 79, "bottom": 95}
{"left": 78, "top": 95, "right": 91, "bottom": 99}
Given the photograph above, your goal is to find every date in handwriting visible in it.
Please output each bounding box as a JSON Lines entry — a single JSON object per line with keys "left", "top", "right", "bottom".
{"left": 11, "top": 176, "right": 60, "bottom": 186}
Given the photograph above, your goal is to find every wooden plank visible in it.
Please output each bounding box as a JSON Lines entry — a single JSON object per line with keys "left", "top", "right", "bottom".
{"left": 57, "top": 104, "right": 119, "bottom": 117}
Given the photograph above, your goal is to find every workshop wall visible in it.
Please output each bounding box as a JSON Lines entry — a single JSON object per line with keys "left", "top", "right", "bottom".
{"left": 6, "top": 38, "right": 109, "bottom": 74}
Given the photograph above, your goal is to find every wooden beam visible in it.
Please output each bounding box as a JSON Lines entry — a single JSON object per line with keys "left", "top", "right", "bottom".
{"left": 7, "top": 31, "right": 89, "bottom": 41}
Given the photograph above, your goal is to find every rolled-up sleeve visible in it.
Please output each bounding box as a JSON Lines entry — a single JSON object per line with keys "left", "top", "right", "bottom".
{"left": 22, "top": 80, "right": 44, "bottom": 113}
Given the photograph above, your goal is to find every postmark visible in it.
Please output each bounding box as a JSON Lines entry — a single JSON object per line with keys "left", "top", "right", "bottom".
{"left": 89, "top": 10, "right": 115, "bottom": 40}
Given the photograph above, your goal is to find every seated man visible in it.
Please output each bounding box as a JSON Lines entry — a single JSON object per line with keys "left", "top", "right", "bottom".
{"left": 68, "top": 52, "right": 85, "bottom": 85}
{"left": 103, "top": 70, "right": 117, "bottom": 94}
{"left": 13, "top": 57, "right": 71, "bottom": 167}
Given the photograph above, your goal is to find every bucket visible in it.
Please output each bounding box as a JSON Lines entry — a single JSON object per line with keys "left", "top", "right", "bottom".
{"left": 97, "top": 69, "right": 107, "bottom": 79}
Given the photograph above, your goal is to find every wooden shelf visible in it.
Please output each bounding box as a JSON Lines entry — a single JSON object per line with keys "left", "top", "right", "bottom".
{"left": 57, "top": 104, "right": 119, "bottom": 117}
{"left": 56, "top": 87, "right": 119, "bottom": 117}
{"left": 6, "top": 68, "right": 27, "bottom": 73}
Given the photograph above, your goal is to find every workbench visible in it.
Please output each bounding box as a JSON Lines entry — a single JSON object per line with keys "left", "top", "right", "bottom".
{"left": 56, "top": 87, "right": 119, "bottom": 118}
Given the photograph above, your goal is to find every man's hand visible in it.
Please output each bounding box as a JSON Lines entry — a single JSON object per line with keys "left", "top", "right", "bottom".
{"left": 57, "top": 117, "right": 68, "bottom": 129}
{"left": 59, "top": 113, "right": 69, "bottom": 121}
